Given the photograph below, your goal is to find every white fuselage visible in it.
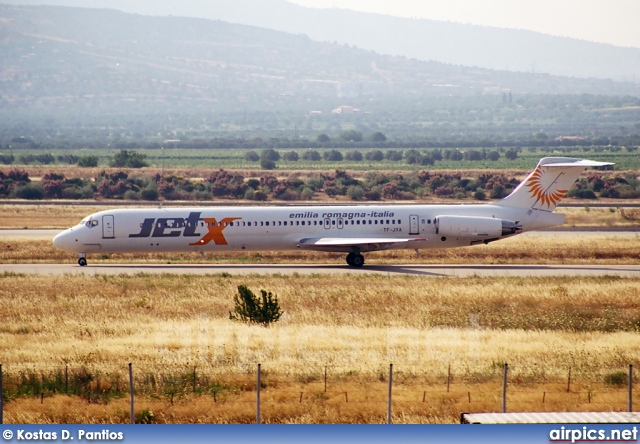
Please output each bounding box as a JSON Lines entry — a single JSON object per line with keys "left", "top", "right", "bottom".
{"left": 52, "top": 203, "right": 563, "bottom": 255}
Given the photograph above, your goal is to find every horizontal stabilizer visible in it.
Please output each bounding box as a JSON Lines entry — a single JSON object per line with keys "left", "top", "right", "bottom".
{"left": 538, "top": 159, "right": 613, "bottom": 168}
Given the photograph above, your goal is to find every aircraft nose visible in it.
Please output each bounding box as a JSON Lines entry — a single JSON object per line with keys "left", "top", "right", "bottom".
{"left": 53, "top": 229, "right": 77, "bottom": 252}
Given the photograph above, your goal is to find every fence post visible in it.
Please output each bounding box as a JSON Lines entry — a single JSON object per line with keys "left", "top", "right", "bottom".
{"left": 567, "top": 366, "right": 572, "bottom": 393}
{"left": 502, "top": 363, "right": 508, "bottom": 413}
{"left": 256, "top": 363, "right": 261, "bottom": 425}
{"left": 324, "top": 366, "right": 327, "bottom": 393}
{"left": 128, "top": 363, "right": 134, "bottom": 425}
{"left": 65, "top": 365, "right": 68, "bottom": 395}
{"left": 447, "top": 364, "right": 451, "bottom": 393}
{"left": 387, "top": 364, "right": 393, "bottom": 425}
{"left": 1, "top": 364, "right": 3, "bottom": 425}
{"left": 629, "top": 364, "right": 633, "bottom": 413}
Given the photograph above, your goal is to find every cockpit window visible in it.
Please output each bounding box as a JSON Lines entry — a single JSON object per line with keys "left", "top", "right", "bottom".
{"left": 84, "top": 219, "right": 99, "bottom": 227}
{"left": 91, "top": 220, "right": 99, "bottom": 227}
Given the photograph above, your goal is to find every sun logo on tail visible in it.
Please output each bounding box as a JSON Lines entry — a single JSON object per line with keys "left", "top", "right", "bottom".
{"left": 524, "top": 166, "right": 568, "bottom": 209}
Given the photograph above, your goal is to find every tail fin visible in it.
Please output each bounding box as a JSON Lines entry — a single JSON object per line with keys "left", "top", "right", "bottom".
{"left": 497, "top": 157, "right": 613, "bottom": 211}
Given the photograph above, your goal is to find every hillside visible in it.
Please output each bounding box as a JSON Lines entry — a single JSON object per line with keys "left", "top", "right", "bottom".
{"left": 2, "top": 0, "right": 640, "bottom": 80}
{"left": 0, "top": 5, "right": 639, "bottom": 146}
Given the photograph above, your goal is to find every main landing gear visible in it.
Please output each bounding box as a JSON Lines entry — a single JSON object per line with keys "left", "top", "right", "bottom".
{"left": 346, "top": 252, "right": 365, "bottom": 267}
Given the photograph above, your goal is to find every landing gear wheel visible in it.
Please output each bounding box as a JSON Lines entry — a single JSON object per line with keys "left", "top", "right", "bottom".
{"left": 78, "top": 257, "right": 87, "bottom": 267}
{"left": 346, "top": 252, "right": 355, "bottom": 266}
{"left": 351, "top": 254, "right": 365, "bottom": 267}
{"left": 349, "top": 254, "right": 365, "bottom": 268}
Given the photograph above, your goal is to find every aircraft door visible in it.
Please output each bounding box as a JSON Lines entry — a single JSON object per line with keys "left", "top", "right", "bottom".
{"left": 102, "top": 215, "right": 115, "bottom": 238}
{"left": 324, "top": 218, "right": 331, "bottom": 229}
{"left": 409, "top": 214, "right": 419, "bottom": 235}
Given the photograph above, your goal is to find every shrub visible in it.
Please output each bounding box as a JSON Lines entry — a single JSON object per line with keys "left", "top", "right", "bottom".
{"left": 473, "top": 190, "right": 487, "bottom": 200}
{"left": 229, "top": 285, "right": 283, "bottom": 327}
{"left": 13, "top": 184, "right": 43, "bottom": 200}
{"left": 604, "top": 371, "right": 628, "bottom": 386}
{"left": 140, "top": 187, "right": 159, "bottom": 201}
{"left": 245, "top": 151, "right": 260, "bottom": 162}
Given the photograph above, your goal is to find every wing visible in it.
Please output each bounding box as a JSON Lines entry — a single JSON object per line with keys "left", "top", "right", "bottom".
{"left": 297, "top": 237, "right": 427, "bottom": 253}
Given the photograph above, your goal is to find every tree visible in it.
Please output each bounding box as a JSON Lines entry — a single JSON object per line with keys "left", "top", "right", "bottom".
{"left": 316, "top": 134, "right": 331, "bottom": 143}
{"left": 371, "top": 131, "right": 387, "bottom": 142}
{"left": 323, "top": 149, "right": 343, "bottom": 161}
{"left": 505, "top": 149, "right": 519, "bottom": 160}
{"left": 260, "top": 159, "right": 276, "bottom": 170}
{"left": 283, "top": 151, "right": 299, "bottom": 161}
{"left": 110, "top": 150, "right": 148, "bottom": 168}
{"left": 339, "top": 129, "right": 363, "bottom": 142}
{"left": 229, "top": 285, "right": 283, "bottom": 327}
{"left": 245, "top": 151, "right": 260, "bottom": 161}
{"left": 261, "top": 148, "right": 280, "bottom": 162}
{"left": 345, "top": 150, "right": 363, "bottom": 161}
{"left": 302, "top": 150, "right": 322, "bottom": 161}
{"left": 77, "top": 155, "right": 99, "bottom": 167}
{"left": 365, "top": 150, "right": 384, "bottom": 161}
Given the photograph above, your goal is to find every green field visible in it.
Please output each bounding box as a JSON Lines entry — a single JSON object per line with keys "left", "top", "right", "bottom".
{"left": 3, "top": 147, "right": 637, "bottom": 171}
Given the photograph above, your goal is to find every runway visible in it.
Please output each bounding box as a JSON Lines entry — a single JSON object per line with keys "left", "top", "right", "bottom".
{"left": 1, "top": 263, "right": 638, "bottom": 277}
{"left": 1, "top": 229, "right": 638, "bottom": 277}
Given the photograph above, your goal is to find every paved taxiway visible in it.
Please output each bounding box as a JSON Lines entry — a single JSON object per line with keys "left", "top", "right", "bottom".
{"left": 1, "top": 229, "right": 638, "bottom": 277}
{"left": 0, "top": 263, "right": 638, "bottom": 277}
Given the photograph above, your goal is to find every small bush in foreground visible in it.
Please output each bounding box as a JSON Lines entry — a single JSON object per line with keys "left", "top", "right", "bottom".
{"left": 229, "top": 285, "right": 283, "bottom": 327}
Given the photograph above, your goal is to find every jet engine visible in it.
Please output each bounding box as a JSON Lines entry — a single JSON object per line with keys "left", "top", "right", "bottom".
{"left": 434, "top": 215, "right": 521, "bottom": 238}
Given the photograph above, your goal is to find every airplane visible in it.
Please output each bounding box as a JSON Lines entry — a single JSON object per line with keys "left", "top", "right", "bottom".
{"left": 53, "top": 157, "right": 611, "bottom": 267}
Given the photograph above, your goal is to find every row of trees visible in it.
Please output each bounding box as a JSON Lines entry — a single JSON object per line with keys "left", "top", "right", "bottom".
{"left": 246, "top": 147, "right": 520, "bottom": 169}
{"left": 1, "top": 168, "right": 637, "bottom": 202}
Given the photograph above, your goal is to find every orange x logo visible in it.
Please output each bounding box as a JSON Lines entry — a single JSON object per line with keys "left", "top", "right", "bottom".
{"left": 189, "top": 217, "right": 241, "bottom": 246}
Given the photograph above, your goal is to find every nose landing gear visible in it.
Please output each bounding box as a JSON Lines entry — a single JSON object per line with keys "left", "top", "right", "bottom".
{"left": 78, "top": 254, "right": 87, "bottom": 267}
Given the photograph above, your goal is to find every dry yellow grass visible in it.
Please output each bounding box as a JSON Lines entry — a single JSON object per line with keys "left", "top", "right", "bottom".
{"left": 1, "top": 273, "right": 639, "bottom": 423}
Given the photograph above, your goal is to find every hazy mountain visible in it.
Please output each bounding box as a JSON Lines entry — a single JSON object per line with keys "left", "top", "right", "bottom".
{"left": 2, "top": 0, "right": 640, "bottom": 80}
{"left": 1, "top": 4, "right": 639, "bottom": 145}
